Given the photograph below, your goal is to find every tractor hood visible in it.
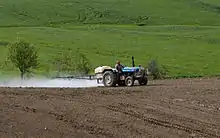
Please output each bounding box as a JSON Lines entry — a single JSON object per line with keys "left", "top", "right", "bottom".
{"left": 122, "top": 67, "right": 142, "bottom": 72}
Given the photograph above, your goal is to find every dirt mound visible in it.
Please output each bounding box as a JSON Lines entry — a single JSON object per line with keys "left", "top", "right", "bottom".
{"left": 0, "top": 77, "right": 220, "bottom": 137}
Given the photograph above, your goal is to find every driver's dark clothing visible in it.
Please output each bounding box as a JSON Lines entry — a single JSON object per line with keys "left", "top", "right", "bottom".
{"left": 115, "top": 64, "right": 124, "bottom": 73}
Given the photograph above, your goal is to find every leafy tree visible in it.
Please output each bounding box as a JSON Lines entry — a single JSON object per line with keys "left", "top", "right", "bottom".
{"left": 7, "top": 40, "right": 39, "bottom": 79}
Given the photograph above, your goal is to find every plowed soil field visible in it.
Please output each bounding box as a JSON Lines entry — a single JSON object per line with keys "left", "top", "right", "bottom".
{"left": 1, "top": 77, "right": 220, "bottom": 138}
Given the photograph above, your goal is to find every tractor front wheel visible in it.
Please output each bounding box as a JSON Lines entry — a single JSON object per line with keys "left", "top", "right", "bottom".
{"left": 103, "top": 71, "right": 117, "bottom": 87}
{"left": 125, "top": 76, "right": 134, "bottom": 87}
{"left": 138, "top": 76, "right": 148, "bottom": 85}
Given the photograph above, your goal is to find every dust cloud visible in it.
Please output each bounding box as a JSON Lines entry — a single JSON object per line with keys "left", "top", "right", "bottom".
{"left": 0, "top": 78, "right": 103, "bottom": 88}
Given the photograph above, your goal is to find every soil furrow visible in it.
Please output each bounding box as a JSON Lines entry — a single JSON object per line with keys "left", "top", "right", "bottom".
{"left": 117, "top": 102, "right": 220, "bottom": 129}
{"left": 48, "top": 111, "right": 116, "bottom": 137}
{"left": 105, "top": 105, "right": 220, "bottom": 137}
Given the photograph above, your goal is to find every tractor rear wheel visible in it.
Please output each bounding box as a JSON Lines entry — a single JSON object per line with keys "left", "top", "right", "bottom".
{"left": 125, "top": 76, "right": 134, "bottom": 87}
{"left": 103, "top": 71, "right": 117, "bottom": 87}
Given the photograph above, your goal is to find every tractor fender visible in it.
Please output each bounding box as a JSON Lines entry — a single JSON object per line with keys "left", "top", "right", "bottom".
{"left": 103, "top": 69, "right": 117, "bottom": 73}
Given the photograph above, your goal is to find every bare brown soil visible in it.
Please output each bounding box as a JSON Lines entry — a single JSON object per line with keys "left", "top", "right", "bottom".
{"left": 0, "top": 77, "right": 220, "bottom": 138}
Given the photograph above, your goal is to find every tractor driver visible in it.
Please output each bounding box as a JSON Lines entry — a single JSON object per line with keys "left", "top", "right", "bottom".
{"left": 115, "top": 60, "right": 124, "bottom": 73}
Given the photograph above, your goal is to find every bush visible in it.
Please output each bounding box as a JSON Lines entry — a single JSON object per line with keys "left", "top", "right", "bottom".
{"left": 147, "top": 59, "right": 168, "bottom": 79}
{"left": 53, "top": 48, "right": 91, "bottom": 76}
{"left": 0, "top": 40, "right": 10, "bottom": 46}
{"left": 52, "top": 49, "right": 75, "bottom": 76}
{"left": 75, "top": 51, "right": 91, "bottom": 75}
{"left": 7, "top": 40, "right": 39, "bottom": 79}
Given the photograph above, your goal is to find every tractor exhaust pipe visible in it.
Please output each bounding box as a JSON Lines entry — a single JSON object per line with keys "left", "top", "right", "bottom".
{"left": 132, "top": 56, "right": 135, "bottom": 67}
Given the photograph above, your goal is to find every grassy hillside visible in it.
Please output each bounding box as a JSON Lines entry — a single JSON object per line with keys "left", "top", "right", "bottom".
{"left": 0, "top": 0, "right": 220, "bottom": 26}
{"left": 0, "top": 25, "right": 220, "bottom": 77}
{"left": 200, "top": 0, "right": 220, "bottom": 5}
{"left": 0, "top": 0, "right": 220, "bottom": 78}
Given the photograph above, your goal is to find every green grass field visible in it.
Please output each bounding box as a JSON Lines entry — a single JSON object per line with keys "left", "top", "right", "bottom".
{"left": 0, "top": 0, "right": 219, "bottom": 78}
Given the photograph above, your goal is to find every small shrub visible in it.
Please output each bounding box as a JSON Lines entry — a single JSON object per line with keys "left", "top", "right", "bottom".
{"left": 52, "top": 49, "right": 75, "bottom": 76}
{"left": 53, "top": 48, "right": 91, "bottom": 76}
{"left": 0, "top": 41, "right": 10, "bottom": 46}
{"left": 75, "top": 49, "right": 91, "bottom": 75}
{"left": 147, "top": 59, "right": 168, "bottom": 79}
{"left": 136, "top": 23, "right": 146, "bottom": 26}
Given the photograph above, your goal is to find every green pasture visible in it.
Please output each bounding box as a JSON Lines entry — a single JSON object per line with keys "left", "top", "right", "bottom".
{"left": 0, "top": 0, "right": 219, "bottom": 78}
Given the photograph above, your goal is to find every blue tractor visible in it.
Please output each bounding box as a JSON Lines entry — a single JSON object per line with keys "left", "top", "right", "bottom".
{"left": 94, "top": 57, "right": 148, "bottom": 87}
